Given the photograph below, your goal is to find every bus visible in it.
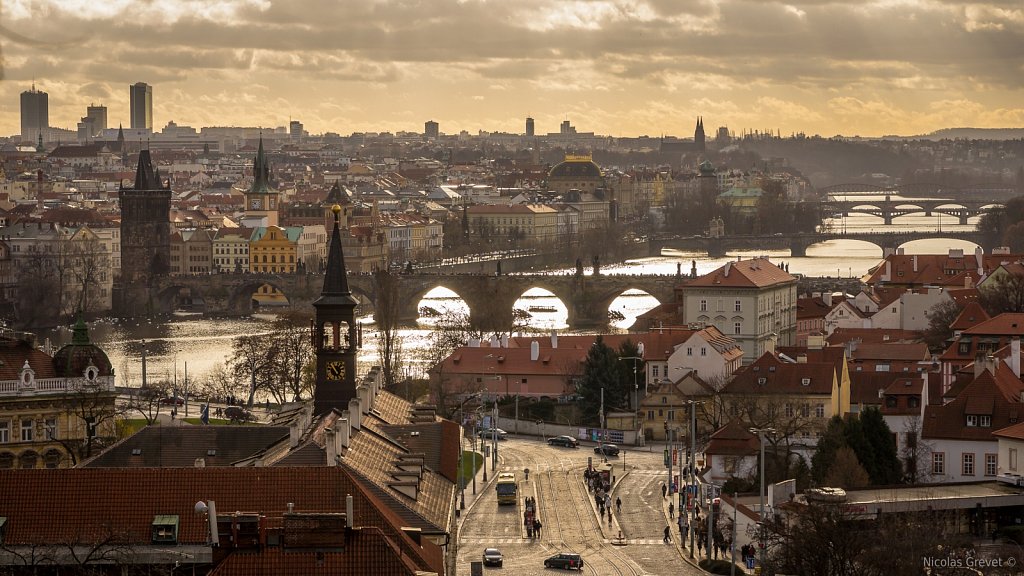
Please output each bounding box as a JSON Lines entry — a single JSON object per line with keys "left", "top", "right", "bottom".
{"left": 496, "top": 472, "right": 517, "bottom": 505}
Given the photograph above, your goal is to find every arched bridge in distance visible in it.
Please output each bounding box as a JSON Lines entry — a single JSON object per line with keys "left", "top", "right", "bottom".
{"left": 649, "top": 230, "right": 989, "bottom": 258}
{"left": 819, "top": 182, "right": 1014, "bottom": 225}
{"left": 137, "top": 272, "right": 683, "bottom": 329}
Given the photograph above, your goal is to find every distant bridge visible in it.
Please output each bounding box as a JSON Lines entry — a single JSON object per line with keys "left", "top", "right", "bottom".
{"left": 819, "top": 182, "right": 1019, "bottom": 202}
{"left": 821, "top": 198, "right": 1000, "bottom": 225}
{"left": 650, "top": 230, "right": 989, "bottom": 258}
{"left": 119, "top": 272, "right": 683, "bottom": 329}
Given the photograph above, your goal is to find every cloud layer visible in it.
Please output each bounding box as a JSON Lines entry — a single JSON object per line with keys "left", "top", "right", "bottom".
{"left": 4, "top": 0, "right": 1024, "bottom": 137}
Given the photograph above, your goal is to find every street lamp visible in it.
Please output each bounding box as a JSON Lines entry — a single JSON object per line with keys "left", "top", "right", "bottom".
{"left": 457, "top": 392, "right": 483, "bottom": 511}
{"left": 686, "top": 399, "right": 705, "bottom": 559}
{"left": 749, "top": 426, "right": 776, "bottom": 569}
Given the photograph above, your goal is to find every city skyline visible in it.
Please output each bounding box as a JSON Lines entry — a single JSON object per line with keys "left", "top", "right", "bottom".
{"left": 3, "top": 1, "right": 1024, "bottom": 139}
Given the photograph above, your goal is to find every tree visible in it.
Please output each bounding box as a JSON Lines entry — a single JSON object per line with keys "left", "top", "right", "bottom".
{"left": 900, "top": 415, "right": 932, "bottom": 484}
{"left": 859, "top": 407, "right": 902, "bottom": 485}
{"left": 822, "top": 446, "right": 871, "bottom": 489}
{"left": 373, "top": 268, "right": 405, "bottom": 389}
{"left": 577, "top": 336, "right": 621, "bottom": 425}
{"left": 923, "top": 299, "right": 962, "bottom": 352}
{"left": 980, "top": 272, "right": 1024, "bottom": 314}
{"left": 265, "top": 312, "right": 316, "bottom": 402}
{"left": 811, "top": 416, "right": 845, "bottom": 484}
{"left": 616, "top": 339, "right": 647, "bottom": 409}
{"left": 228, "top": 334, "right": 274, "bottom": 407}
{"left": 123, "top": 381, "right": 171, "bottom": 425}
{"left": 58, "top": 380, "right": 121, "bottom": 464}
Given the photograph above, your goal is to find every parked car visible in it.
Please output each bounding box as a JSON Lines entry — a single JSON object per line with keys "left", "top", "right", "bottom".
{"left": 544, "top": 552, "right": 583, "bottom": 570}
{"left": 224, "top": 406, "right": 254, "bottom": 422}
{"left": 159, "top": 395, "right": 184, "bottom": 406}
{"left": 547, "top": 435, "right": 578, "bottom": 448}
{"left": 477, "top": 428, "right": 508, "bottom": 440}
{"left": 482, "top": 547, "right": 503, "bottom": 567}
{"left": 594, "top": 444, "right": 620, "bottom": 457}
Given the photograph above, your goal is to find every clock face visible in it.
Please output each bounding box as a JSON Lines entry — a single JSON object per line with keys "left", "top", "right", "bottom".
{"left": 251, "top": 197, "right": 262, "bottom": 210}
{"left": 326, "top": 360, "right": 346, "bottom": 381}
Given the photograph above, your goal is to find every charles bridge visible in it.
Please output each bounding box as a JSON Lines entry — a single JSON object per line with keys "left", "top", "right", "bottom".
{"left": 133, "top": 271, "right": 683, "bottom": 329}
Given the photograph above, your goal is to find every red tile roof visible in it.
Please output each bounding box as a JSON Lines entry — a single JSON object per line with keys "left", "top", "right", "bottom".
{"left": 725, "top": 353, "right": 835, "bottom": 395}
{"left": 706, "top": 420, "right": 759, "bottom": 457}
{"left": 682, "top": 258, "right": 796, "bottom": 289}
{"left": 850, "top": 343, "right": 930, "bottom": 362}
{"left": 825, "top": 328, "right": 923, "bottom": 346}
{"left": 951, "top": 301, "right": 990, "bottom": 331}
{"left": 923, "top": 364, "right": 1024, "bottom": 441}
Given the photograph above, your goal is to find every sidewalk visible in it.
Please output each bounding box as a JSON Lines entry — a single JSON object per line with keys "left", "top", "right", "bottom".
{"left": 455, "top": 452, "right": 497, "bottom": 527}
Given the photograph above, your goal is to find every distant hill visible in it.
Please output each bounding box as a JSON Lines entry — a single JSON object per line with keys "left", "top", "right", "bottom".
{"left": 895, "top": 128, "right": 1024, "bottom": 141}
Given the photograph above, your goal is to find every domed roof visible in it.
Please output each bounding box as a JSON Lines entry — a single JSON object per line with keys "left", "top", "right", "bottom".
{"left": 698, "top": 160, "right": 716, "bottom": 175}
{"left": 548, "top": 157, "right": 602, "bottom": 180}
{"left": 52, "top": 317, "right": 113, "bottom": 378}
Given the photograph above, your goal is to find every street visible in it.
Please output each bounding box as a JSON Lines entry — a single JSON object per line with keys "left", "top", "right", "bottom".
{"left": 455, "top": 438, "right": 708, "bottom": 576}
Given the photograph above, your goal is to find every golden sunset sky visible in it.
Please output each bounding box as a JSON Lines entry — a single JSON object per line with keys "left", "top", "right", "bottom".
{"left": 3, "top": 0, "right": 1024, "bottom": 138}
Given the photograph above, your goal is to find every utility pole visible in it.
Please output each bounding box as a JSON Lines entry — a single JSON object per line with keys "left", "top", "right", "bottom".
{"left": 599, "top": 387, "right": 605, "bottom": 454}
{"left": 750, "top": 427, "right": 775, "bottom": 570}
{"left": 492, "top": 400, "right": 498, "bottom": 472}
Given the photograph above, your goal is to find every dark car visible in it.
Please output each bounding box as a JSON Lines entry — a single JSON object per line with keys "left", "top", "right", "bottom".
{"left": 477, "top": 428, "right": 508, "bottom": 440}
{"left": 482, "top": 547, "right": 503, "bottom": 567}
{"left": 594, "top": 444, "right": 620, "bottom": 457}
{"left": 159, "top": 395, "right": 184, "bottom": 406}
{"left": 224, "top": 406, "right": 254, "bottom": 422}
{"left": 547, "top": 435, "right": 578, "bottom": 448}
{"left": 544, "top": 552, "right": 583, "bottom": 570}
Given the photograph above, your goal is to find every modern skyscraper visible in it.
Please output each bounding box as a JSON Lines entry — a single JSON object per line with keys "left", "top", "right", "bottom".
{"left": 289, "top": 120, "right": 304, "bottom": 140}
{"left": 78, "top": 103, "right": 108, "bottom": 142}
{"left": 526, "top": 117, "right": 535, "bottom": 137}
{"left": 129, "top": 83, "right": 153, "bottom": 130}
{"left": 424, "top": 120, "right": 439, "bottom": 139}
{"left": 20, "top": 84, "right": 48, "bottom": 143}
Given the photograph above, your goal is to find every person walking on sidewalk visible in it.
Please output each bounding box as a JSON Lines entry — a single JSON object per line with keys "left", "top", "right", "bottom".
{"left": 661, "top": 483, "right": 667, "bottom": 499}
{"left": 534, "top": 519, "right": 542, "bottom": 539}
{"left": 668, "top": 502, "right": 674, "bottom": 519}
{"left": 663, "top": 526, "right": 671, "bottom": 543}
{"left": 615, "top": 496, "right": 621, "bottom": 513}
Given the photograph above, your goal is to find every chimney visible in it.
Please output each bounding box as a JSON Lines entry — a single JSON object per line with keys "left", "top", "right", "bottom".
{"left": 883, "top": 247, "right": 895, "bottom": 258}
{"left": 551, "top": 331, "right": 558, "bottom": 348}
{"left": 1011, "top": 337, "right": 1021, "bottom": 379}
{"left": 724, "top": 261, "right": 731, "bottom": 277}
{"left": 883, "top": 260, "right": 891, "bottom": 282}
{"left": 346, "top": 494, "right": 354, "bottom": 529}
{"left": 349, "top": 398, "right": 362, "bottom": 430}
{"left": 501, "top": 334, "right": 509, "bottom": 348}
{"left": 357, "top": 385, "right": 370, "bottom": 412}
{"left": 469, "top": 337, "right": 480, "bottom": 347}
{"left": 964, "top": 275, "right": 973, "bottom": 289}
{"left": 490, "top": 335, "right": 499, "bottom": 348}
{"left": 823, "top": 292, "right": 833, "bottom": 307}
{"left": 287, "top": 502, "right": 294, "bottom": 513}
{"left": 897, "top": 247, "right": 905, "bottom": 255}
{"left": 797, "top": 354, "right": 807, "bottom": 363}
{"left": 912, "top": 255, "right": 918, "bottom": 273}
{"left": 531, "top": 340, "right": 539, "bottom": 361}
{"left": 337, "top": 416, "right": 350, "bottom": 448}
{"left": 289, "top": 424, "right": 301, "bottom": 448}
{"left": 975, "top": 246, "right": 984, "bottom": 275}
{"left": 325, "top": 427, "right": 338, "bottom": 465}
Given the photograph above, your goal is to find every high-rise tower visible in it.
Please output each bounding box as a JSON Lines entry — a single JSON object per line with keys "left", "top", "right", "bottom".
{"left": 129, "top": 83, "right": 153, "bottom": 130}
{"left": 526, "top": 117, "right": 535, "bottom": 137}
{"left": 20, "top": 84, "right": 48, "bottom": 144}
{"left": 313, "top": 205, "right": 360, "bottom": 416}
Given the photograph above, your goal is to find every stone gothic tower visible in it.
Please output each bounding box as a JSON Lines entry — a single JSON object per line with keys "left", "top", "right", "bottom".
{"left": 313, "top": 205, "right": 360, "bottom": 415}
{"left": 694, "top": 116, "right": 706, "bottom": 152}
{"left": 116, "top": 150, "right": 171, "bottom": 315}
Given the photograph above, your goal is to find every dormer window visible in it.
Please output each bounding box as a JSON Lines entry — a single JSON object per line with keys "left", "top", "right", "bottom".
{"left": 801, "top": 378, "right": 811, "bottom": 386}
{"left": 967, "top": 415, "right": 978, "bottom": 427}
{"left": 757, "top": 377, "right": 767, "bottom": 385}
{"left": 151, "top": 515, "right": 179, "bottom": 544}
{"left": 980, "top": 415, "right": 991, "bottom": 427}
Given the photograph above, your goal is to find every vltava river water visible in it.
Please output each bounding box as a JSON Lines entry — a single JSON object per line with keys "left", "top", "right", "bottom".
{"left": 39, "top": 204, "right": 985, "bottom": 387}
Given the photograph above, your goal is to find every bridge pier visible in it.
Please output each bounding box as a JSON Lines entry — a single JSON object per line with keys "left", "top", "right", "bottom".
{"left": 925, "top": 211, "right": 932, "bottom": 217}
{"left": 959, "top": 214, "right": 969, "bottom": 225}
{"left": 883, "top": 214, "right": 894, "bottom": 225}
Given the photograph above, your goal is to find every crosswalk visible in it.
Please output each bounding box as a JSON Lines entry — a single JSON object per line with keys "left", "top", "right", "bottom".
{"left": 462, "top": 538, "right": 534, "bottom": 545}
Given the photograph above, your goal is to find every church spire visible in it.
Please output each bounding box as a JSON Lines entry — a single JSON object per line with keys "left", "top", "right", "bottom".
{"left": 132, "top": 149, "right": 162, "bottom": 190}
{"left": 320, "top": 205, "right": 354, "bottom": 298}
{"left": 249, "top": 135, "right": 273, "bottom": 195}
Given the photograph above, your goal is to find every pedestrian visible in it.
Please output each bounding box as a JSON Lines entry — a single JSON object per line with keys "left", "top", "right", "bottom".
{"left": 663, "top": 526, "right": 671, "bottom": 543}
{"left": 534, "top": 519, "right": 542, "bottom": 539}
{"left": 662, "top": 483, "right": 667, "bottom": 499}
{"left": 669, "top": 502, "right": 674, "bottom": 519}
{"left": 615, "top": 496, "right": 621, "bottom": 513}
{"left": 604, "top": 494, "right": 611, "bottom": 510}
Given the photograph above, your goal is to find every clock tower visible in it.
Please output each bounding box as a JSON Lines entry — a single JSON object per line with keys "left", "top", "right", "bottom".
{"left": 244, "top": 136, "right": 280, "bottom": 226}
{"left": 313, "top": 205, "right": 360, "bottom": 415}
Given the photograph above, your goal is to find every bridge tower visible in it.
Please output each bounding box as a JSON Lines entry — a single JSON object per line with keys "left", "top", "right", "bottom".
{"left": 313, "top": 205, "right": 360, "bottom": 416}
{"left": 114, "top": 149, "right": 171, "bottom": 315}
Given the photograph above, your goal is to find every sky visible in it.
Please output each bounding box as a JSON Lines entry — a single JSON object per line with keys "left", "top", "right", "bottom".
{"left": 2, "top": 0, "right": 1024, "bottom": 139}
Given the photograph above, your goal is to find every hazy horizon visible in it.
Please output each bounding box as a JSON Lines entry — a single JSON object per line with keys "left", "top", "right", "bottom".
{"left": 4, "top": 1, "right": 1024, "bottom": 139}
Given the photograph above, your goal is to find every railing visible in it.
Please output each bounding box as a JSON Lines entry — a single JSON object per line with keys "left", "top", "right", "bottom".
{"left": 0, "top": 376, "right": 116, "bottom": 396}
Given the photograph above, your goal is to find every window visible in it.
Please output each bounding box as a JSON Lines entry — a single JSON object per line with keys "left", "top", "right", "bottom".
{"left": 735, "top": 300, "right": 742, "bottom": 312}
{"left": 815, "top": 404, "right": 825, "bottom": 418}
{"left": 962, "top": 453, "right": 975, "bottom": 476}
{"left": 980, "top": 415, "right": 991, "bottom": 427}
{"left": 1011, "top": 448, "right": 1019, "bottom": 472}
{"left": 801, "top": 404, "right": 811, "bottom": 418}
{"left": 985, "top": 454, "right": 997, "bottom": 477}
{"left": 661, "top": 397, "right": 668, "bottom": 404}
{"left": 908, "top": 397, "right": 920, "bottom": 408}
{"left": 20, "top": 419, "right": 32, "bottom": 442}
{"left": 687, "top": 347, "right": 693, "bottom": 356}
{"left": 701, "top": 347, "right": 707, "bottom": 356}
{"left": 652, "top": 366, "right": 660, "bottom": 378}
{"left": 734, "top": 322, "right": 741, "bottom": 335}
{"left": 658, "top": 409, "right": 663, "bottom": 417}
{"left": 700, "top": 299, "right": 707, "bottom": 312}
{"left": 967, "top": 415, "right": 978, "bottom": 427}
{"left": 667, "top": 410, "right": 675, "bottom": 421}
{"left": 932, "top": 452, "right": 945, "bottom": 475}
{"left": 785, "top": 404, "right": 793, "bottom": 418}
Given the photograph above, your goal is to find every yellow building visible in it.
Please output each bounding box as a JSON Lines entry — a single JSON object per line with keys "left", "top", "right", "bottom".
{"left": 0, "top": 320, "right": 117, "bottom": 468}
{"left": 249, "top": 226, "right": 299, "bottom": 306}
{"left": 466, "top": 204, "right": 559, "bottom": 244}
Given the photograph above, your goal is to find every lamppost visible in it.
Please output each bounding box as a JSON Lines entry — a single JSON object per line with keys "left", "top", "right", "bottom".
{"left": 686, "top": 399, "right": 705, "bottom": 559}
{"left": 141, "top": 339, "right": 148, "bottom": 389}
{"left": 457, "top": 392, "right": 483, "bottom": 511}
{"left": 750, "top": 426, "right": 776, "bottom": 569}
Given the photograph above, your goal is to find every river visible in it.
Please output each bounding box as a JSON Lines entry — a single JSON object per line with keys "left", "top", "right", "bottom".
{"left": 38, "top": 202, "right": 985, "bottom": 387}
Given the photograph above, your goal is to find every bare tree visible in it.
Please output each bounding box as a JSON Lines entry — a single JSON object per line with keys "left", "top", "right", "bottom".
{"left": 900, "top": 415, "right": 932, "bottom": 484}
{"left": 228, "top": 334, "right": 274, "bottom": 407}
{"left": 57, "top": 380, "right": 122, "bottom": 464}
{"left": 266, "top": 312, "right": 315, "bottom": 402}
{"left": 123, "top": 380, "right": 171, "bottom": 425}
{"left": 980, "top": 272, "right": 1024, "bottom": 315}
{"left": 373, "top": 268, "right": 405, "bottom": 389}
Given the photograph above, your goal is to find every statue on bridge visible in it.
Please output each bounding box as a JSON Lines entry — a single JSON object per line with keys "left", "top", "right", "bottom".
{"left": 576, "top": 258, "right": 584, "bottom": 277}
{"left": 592, "top": 255, "right": 601, "bottom": 276}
